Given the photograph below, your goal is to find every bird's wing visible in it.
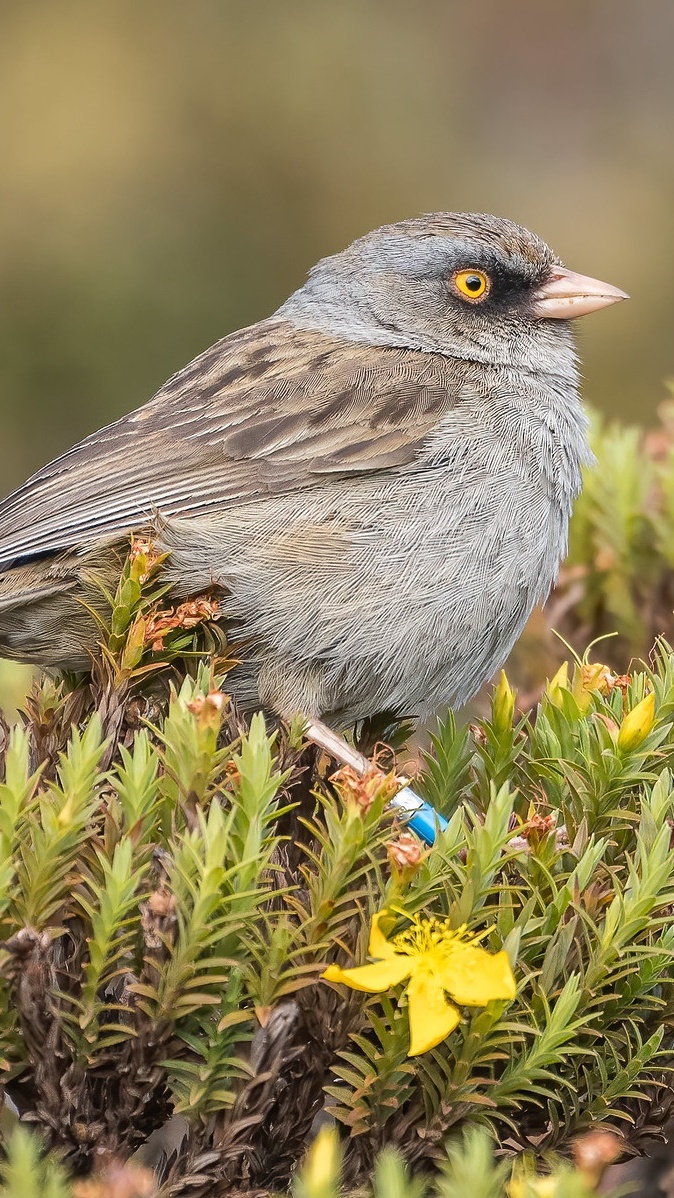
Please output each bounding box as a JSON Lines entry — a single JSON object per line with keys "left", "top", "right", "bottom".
{"left": 0, "top": 320, "right": 459, "bottom": 570}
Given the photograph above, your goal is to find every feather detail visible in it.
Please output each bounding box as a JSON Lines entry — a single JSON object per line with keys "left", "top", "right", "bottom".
{"left": 0, "top": 322, "right": 459, "bottom": 571}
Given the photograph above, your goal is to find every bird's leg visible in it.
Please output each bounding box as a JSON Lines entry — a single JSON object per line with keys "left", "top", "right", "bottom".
{"left": 304, "top": 717, "right": 447, "bottom": 845}
{"left": 305, "top": 720, "right": 569, "bottom": 858}
{"left": 304, "top": 718, "right": 371, "bottom": 775}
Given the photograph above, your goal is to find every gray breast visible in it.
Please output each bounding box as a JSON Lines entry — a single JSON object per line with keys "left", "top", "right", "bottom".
{"left": 161, "top": 372, "right": 589, "bottom": 721}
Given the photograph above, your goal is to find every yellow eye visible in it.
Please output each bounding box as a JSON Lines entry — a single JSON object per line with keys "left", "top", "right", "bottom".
{"left": 453, "top": 269, "right": 490, "bottom": 301}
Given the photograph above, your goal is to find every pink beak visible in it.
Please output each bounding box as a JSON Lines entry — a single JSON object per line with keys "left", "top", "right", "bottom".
{"left": 531, "top": 266, "right": 629, "bottom": 320}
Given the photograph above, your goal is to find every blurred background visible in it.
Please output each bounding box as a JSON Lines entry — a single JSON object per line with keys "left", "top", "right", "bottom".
{"left": 1, "top": 0, "right": 674, "bottom": 714}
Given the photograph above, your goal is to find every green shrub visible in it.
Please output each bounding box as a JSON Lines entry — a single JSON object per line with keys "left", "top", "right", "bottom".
{"left": 0, "top": 577, "right": 671, "bottom": 1193}
{"left": 4, "top": 405, "right": 674, "bottom": 1194}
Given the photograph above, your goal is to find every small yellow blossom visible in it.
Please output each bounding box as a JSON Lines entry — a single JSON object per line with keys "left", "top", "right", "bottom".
{"left": 547, "top": 659, "right": 623, "bottom": 713}
{"left": 617, "top": 690, "right": 656, "bottom": 752}
{"left": 322, "top": 910, "right": 516, "bottom": 1056}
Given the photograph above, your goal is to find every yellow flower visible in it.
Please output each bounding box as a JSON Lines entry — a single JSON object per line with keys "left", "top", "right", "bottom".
{"left": 617, "top": 690, "right": 656, "bottom": 752}
{"left": 322, "top": 910, "right": 516, "bottom": 1056}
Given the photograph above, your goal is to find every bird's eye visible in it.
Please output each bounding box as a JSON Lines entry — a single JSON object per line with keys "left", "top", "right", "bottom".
{"left": 453, "top": 269, "right": 490, "bottom": 301}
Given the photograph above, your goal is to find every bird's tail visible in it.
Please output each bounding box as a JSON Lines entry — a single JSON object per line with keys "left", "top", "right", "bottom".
{"left": 0, "top": 555, "right": 93, "bottom": 668}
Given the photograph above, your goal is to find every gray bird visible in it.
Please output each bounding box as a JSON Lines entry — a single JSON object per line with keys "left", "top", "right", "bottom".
{"left": 0, "top": 213, "right": 626, "bottom": 724}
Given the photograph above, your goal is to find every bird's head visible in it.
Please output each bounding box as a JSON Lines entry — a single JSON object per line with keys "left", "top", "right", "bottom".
{"left": 277, "top": 212, "right": 628, "bottom": 382}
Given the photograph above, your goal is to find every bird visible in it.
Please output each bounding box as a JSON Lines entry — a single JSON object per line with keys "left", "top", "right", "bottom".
{"left": 0, "top": 213, "right": 627, "bottom": 729}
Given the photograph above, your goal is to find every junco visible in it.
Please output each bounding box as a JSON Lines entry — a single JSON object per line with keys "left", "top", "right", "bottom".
{"left": 0, "top": 214, "right": 626, "bottom": 724}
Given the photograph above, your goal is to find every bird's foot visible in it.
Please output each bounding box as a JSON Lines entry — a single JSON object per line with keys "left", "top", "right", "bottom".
{"left": 304, "top": 717, "right": 447, "bottom": 845}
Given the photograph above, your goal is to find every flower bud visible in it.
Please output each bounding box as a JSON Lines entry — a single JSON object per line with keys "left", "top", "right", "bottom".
{"left": 492, "top": 670, "right": 515, "bottom": 735}
{"left": 546, "top": 661, "right": 569, "bottom": 708}
{"left": 301, "top": 1125, "right": 341, "bottom": 1197}
{"left": 617, "top": 690, "right": 655, "bottom": 752}
{"left": 120, "top": 613, "right": 147, "bottom": 672}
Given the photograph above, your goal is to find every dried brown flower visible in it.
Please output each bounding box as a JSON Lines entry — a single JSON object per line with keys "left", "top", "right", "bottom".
{"left": 140, "top": 886, "right": 176, "bottom": 950}
{"left": 507, "top": 807, "right": 562, "bottom": 854}
{"left": 128, "top": 535, "right": 164, "bottom": 584}
{"left": 572, "top": 1127, "right": 623, "bottom": 1182}
{"left": 187, "top": 689, "right": 228, "bottom": 718}
{"left": 330, "top": 764, "right": 399, "bottom": 814}
{"left": 145, "top": 595, "right": 221, "bottom": 651}
{"left": 386, "top": 832, "right": 425, "bottom": 882}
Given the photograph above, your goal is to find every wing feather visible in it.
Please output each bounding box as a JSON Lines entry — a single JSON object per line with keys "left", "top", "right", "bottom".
{"left": 0, "top": 319, "right": 457, "bottom": 570}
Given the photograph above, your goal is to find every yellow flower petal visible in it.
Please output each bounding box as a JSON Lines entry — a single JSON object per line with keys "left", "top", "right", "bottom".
{"left": 368, "top": 910, "right": 397, "bottom": 960}
{"left": 406, "top": 968, "right": 460, "bottom": 1055}
{"left": 322, "top": 956, "right": 412, "bottom": 993}
{"left": 440, "top": 946, "right": 516, "bottom": 1007}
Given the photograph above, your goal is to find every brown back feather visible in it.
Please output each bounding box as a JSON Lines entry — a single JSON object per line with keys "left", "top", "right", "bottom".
{"left": 0, "top": 320, "right": 458, "bottom": 570}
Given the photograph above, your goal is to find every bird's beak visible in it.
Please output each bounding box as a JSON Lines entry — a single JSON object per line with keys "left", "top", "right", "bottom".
{"left": 531, "top": 266, "right": 629, "bottom": 320}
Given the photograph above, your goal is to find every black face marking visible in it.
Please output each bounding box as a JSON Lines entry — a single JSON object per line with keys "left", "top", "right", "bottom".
{"left": 444, "top": 248, "right": 549, "bottom": 320}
